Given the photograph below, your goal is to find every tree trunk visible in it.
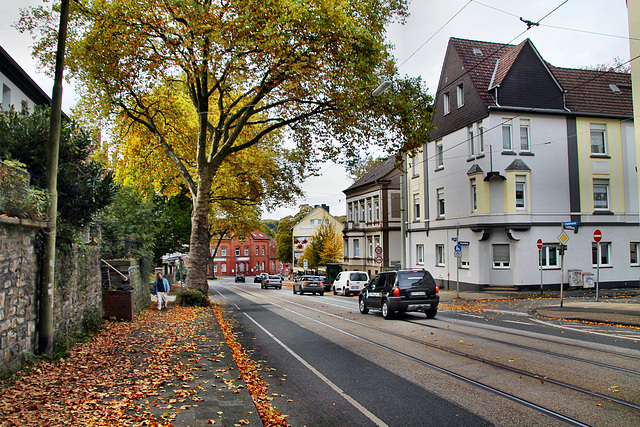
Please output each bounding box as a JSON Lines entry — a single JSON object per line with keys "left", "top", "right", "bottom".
{"left": 186, "top": 177, "right": 213, "bottom": 295}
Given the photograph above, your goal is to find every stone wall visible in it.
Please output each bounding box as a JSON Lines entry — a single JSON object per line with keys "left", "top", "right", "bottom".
{"left": 0, "top": 217, "right": 104, "bottom": 379}
{"left": 0, "top": 217, "right": 40, "bottom": 378}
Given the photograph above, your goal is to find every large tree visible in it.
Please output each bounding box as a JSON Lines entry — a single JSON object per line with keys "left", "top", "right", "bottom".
{"left": 21, "top": 0, "right": 434, "bottom": 294}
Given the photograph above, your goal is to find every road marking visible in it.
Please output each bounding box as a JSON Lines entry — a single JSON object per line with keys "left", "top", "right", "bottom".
{"left": 458, "top": 313, "right": 484, "bottom": 319}
{"left": 503, "top": 320, "right": 533, "bottom": 326}
{"left": 484, "top": 309, "right": 530, "bottom": 317}
{"left": 530, "top": 318, "right": 640, "bottom": 341}
{"left": 243, "top": 313, "right": 388, "bottom": 427}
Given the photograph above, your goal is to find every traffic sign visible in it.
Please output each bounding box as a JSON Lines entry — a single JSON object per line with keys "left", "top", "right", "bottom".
{"left": 454, "top": 252, "right": 462, "bottom": 258}
{"left": 454, "top": 244, "right": 462, "bottom": 252}
{"left": 375, "top": 246, "right": 383, "bottom": 255}
{"left": 375, "top": 255, "right": 383, "bottom": 264}
{"left": 593, "top": 229, "right": 602, "bottom": 243}
{"left": 458, "top": 241, "right": 470, "bottom": 245}
{"left": 536, "top": 239, "right": 543, "bottom": 250}
{"left": 563, "top": 221, "right": 578, "bottom": 230}
{"left": 558, "top": 231, "right": 569, "bottom": 245}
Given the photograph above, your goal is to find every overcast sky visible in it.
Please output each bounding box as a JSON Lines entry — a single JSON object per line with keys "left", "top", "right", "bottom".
{"left": 1, "top": 0, "right": 633, "bottom": 220}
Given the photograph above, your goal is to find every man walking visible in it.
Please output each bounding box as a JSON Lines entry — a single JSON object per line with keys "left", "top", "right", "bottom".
{"left": 152, "top": 272, "right": 169, "bottom": 310}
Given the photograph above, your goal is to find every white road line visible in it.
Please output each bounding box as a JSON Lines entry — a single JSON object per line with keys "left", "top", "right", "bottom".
{"left": 484, "top": 309, "right": 530, "bottom": 317}
{"left": 243, "top": 312, "right": 388, "bottom": 427}
{"left": 502, "top": 320, "right": 533, "bottom": 326}
{"left": 530, "top": 318, "right": 640, "bottom": 341}
{"left": 458, "top": 313, "right": 484, "bottom": 319}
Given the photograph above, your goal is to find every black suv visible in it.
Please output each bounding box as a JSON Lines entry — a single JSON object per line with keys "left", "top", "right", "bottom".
{"left": 359, "top": 269, "right": 439, "bottom": 319}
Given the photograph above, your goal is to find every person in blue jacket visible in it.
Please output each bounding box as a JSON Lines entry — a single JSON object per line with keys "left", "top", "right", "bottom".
{"left": 152, "top": 272, "right": 170, "bottom": 310}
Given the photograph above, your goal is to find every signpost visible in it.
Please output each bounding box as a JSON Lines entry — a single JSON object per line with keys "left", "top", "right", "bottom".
{"left": 557, "top": 230, "right": 570, "bottom": 307}
{"left": 454, "top": 244, "right": 462, "bottom": 298}
{"left": 593, "top": 229, "right": 602, "bottom": 301}
{"left": 537, "top": 239, "right": 543, "bottom": 295}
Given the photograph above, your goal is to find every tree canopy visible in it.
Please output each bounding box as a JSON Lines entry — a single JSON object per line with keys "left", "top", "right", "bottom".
{"left": 299, "top": 216, "right": 343, "bottom": 269}
{"left": 20, "top": 0, "right": 434, "bottom": 293}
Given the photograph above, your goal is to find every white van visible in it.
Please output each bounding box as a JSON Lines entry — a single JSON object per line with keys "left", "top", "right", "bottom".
{"left": 333, "top": 271, "right": 369, "bottom": 296}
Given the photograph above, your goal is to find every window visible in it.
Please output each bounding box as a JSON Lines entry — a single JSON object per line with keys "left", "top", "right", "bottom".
{"left": 348, "top": 204, "right": 353, "bottom": 221}
{"left": 436, "top": 245, "right": 445, "bottom": 266}
{"left": 592, "top": 242, "right": 610, "bottom": 266}
{"left": 235, "top": 247, "right": 240, "bottom": 256}
{"left": 520, "top": 119, "right": 530, "bottom": 151}
{"left": 502, "top": 120, "right": 512, "bottom": 150}
{"left": 354, "top": 239, "right": 360, "bottom": 257}
{"left": 2, "top": 84, "right": 11, "bottom": 110}
{"left": 221, "top": 247, "right": 227, "bottom": 256}
{"left": 374, "top": 199, "right": 380, "bottom": 221}
{"left": 221, "top": 264, "right": 226, "bottom": 273}
{"left": 435, "top": 140, "right": 444, "bottom": 168}
{"left": 468, "top": 126, "right": 475, "bottom": 156}
{"left": 416, "top": 244, "right": 424, "bottom": 264}
{"left": 461, "top": 246, "right": 469, "bottom": 268}
{"left": 344, "top": 241, "right": 349, "bottom": 258}
{"left": 631, "top": 243, "right": 639, "bottom": 265}
{"left": 244, "top": 247, "right": 249, "bottom": 256}
{"left": 540, "top": 245, "right": 558, "bottom": 268}
{"left": 593, "top": 179, "right": 609, "bottom": 210}
{"left": 515, "top": 175, "right": 526, "bottom": 209}
{"left": 456, "top": 84, "right": 464, "bottom": 107}
{"left": 256, "top": 247, "right": 259, "bottom": 255}
{"left": 375, "top": 236, "right": 380, "bottom": 252}
{"left": 470, "top": 178, "right": 477, "bottom": 212}
{"left": 367, "top": 201, "right": 372, "bottom": 221}
{"left": 368, "top": 237, "right": 374, "bottom": 258}
{"left": 413, "top": 194, "right": 420, "bottom": 220}
{"left": 354, "top": 204, "right": 359, "bottom": 222}
{"left": 478, "top": 124, "right": 485, "bottom": 153}
{"left": 590, "top": 123, "right": 607, "bottom": 155}
{"left": 443, "top": 93, "right": 450, "bottom": 115}
{"left": 437, "top": 188, "right": 445, "bottom": 218}
{"left": 360, "top": 202, "right": 365, "bottom": 221}
{"left": 262, "top": 246, "right": 265, "bottom": 255}
{"left": 493, "top": 244, "right": 510, "bottom": 268}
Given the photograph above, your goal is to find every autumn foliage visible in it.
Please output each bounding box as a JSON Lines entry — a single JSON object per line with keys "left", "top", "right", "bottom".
{"left": 0, "top": 304, "right": 284, "bottom": 426}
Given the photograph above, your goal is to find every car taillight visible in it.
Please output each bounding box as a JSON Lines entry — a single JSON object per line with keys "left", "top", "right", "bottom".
{"left": 435, "top": 286, "right": 439, "bottom": 294}
{"left": 392, "top": 286, "right": 400, "bottom": 297}
{"left": 346, "top": 280, "right": 350, "bottom": 287}
{"left": 302, "top": 281, "right": 307, "bottom": 287}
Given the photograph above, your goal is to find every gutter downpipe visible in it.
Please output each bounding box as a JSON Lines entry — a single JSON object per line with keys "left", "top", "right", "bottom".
{"left": 400, "top": 154, "right": 407, "bottom": 269}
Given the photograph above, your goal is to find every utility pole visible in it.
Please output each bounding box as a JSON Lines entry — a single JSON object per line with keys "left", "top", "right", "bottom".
{"left": 39, "top": 0, "right": 69, "bottom": 355}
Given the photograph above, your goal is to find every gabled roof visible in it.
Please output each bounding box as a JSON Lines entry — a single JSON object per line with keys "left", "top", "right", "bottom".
{"left": 0, "top": 45, "right": 51, "bottom": 107}
{"left": 446, "top": 37, "right": 632, "bottom": 118}
{"left": 343, "top": 156, "right": 399, "bottom": 193}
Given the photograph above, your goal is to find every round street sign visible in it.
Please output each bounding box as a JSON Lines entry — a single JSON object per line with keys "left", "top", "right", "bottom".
{"left": 536, "top": 239, "right": 543, "bottom": 250}
{"left": 375, "top": 246, "right": 383, "bottom": 255}
{"left": 375, "top": 255, "right": 383, "bottom": 264}
{"left": 593, "top": 229, "right": 602, "bottom": 243}
{"left": 454, "top": 244, "right": 462, "bottom": 252}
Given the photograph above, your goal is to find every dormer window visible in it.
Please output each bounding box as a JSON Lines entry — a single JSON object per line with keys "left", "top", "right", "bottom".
{"left": 473, "top": 48, "right": 483, "bottom": 56}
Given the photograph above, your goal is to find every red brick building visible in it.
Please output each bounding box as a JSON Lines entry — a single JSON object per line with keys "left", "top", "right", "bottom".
{"left": 211, "top": 230, "right": 287, "bottom": 277}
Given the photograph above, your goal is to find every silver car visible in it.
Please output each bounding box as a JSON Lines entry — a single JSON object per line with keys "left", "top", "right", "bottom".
{"left": 261, "top": 274, "right": 282, "bottom": 289}
{"left": 293, "top": 276, "right": 324, "bottom": 296}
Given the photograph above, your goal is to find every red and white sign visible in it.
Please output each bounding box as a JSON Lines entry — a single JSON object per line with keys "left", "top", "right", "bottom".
{"left": 375, "top": 255, "right": 383, "bottom": 264}
{"left": 593, "top": 229, "right": 602, "bottom": 243}
{"left": 536, "top": 239, "right": 543, "bottom": 250}
{"left": 375, "top": 246, "right": 383, "bottom": 255}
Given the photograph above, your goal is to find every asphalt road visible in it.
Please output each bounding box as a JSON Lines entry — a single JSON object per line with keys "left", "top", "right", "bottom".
{"left": 210, "top": 278, "right": 640, "bottom": 426}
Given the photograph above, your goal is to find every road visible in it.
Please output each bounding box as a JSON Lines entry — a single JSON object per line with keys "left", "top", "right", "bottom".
{"left": 210, "top": 278, "right": 640, "bottom": 426}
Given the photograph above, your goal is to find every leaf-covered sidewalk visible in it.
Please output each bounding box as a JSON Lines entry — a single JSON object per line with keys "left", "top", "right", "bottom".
{"left": 0, "top": 303, "right": 285, "bottom": 426}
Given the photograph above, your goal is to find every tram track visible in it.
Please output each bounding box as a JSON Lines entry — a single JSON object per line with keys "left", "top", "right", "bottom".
{"left": 215, "top": 284, "right": 640, "bottom": 424}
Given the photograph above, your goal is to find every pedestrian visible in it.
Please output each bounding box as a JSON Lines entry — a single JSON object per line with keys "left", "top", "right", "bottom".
{"left": 152, "top": 272, "right": 169, "bottom": 311}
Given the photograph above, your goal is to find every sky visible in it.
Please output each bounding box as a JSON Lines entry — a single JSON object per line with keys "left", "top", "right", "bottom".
{"left": 1, "top": 0, "right": 633, "bottom": 220}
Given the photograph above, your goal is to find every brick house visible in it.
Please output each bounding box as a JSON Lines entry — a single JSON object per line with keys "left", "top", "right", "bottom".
{"left": 211, "top": 230, "right": 283, "bottom": 277}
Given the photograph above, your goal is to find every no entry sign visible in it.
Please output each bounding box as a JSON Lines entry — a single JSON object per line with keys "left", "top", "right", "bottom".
{"left": 536, "top": 239, "right": 543, "bottom": 250}
{"left": 593, "top": 229, "right": 602, "bottom": 243}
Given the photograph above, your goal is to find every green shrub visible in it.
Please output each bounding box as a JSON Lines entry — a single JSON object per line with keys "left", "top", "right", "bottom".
{"left": 175, "top": 289, "right": 210, "bottom": 307}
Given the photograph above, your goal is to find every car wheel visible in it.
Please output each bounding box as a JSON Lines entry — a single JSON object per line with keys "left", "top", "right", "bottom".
{"left": 300, "top": 289, "right": 304, "bottom": 295}
{"left": 319, "top": 292, "right": 324, "bottom": 296}
{"left": 426, "top": 307, "right": 438, "bottom": 319}
{"left": 278, "top": 286, "right": 282, "bottom": 289}
{"left": 382, "top": 300, "right": 393, "bottom": 319}
{"left": 343, "top": 288, "right": 349, "bottom": 297}
{"left": 358, "top": 297, "right": 369, "bottom": 314}
{"left": 293, "top": 286, "right": 297, "bottom": 294}
{"left": 261, "top": 283, "right": 265, "bottom": 289}
{"left": 333, "top": 287, "right": 338, "bottom": 295}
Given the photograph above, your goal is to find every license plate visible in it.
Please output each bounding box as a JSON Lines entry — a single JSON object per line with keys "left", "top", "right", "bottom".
{"left": 412, "top": 291, "right": 426, "bottom": 296}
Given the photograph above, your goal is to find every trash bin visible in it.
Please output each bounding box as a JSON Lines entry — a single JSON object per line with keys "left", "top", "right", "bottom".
{"left": 582, "top": 272, "right": 595, "bottom": 289}
{"left": 568, "top": 269, "right": 582, "bottom": 288}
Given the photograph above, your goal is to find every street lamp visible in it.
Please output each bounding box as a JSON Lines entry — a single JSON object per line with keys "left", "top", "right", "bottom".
{"left": 372, "top": 81, "right": 392, "bottom": 96}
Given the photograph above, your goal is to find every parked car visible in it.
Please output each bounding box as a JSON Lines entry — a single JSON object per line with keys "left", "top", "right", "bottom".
{"left": 319, "top": 276, "right": 332, "bottom": 291}
{"left": 293, "top": 276, "right": 324, "bottom": 296}
{"left": 333, "top": 271, "right": 369, "bottom": 296}
{"left": 261, "top": 274, "right": 283, "bottom": 289}
{"left": 235, "top": 274, "right": 245, "bottom": 283}
{"left": 359, "top": 269, "right": 439, "bottom": 319}
{"left": 253, "top": 275, "right": 263, "bottom": 283}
